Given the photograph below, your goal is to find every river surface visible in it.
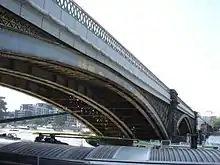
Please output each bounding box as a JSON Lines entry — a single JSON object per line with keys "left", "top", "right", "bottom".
{"left": 0, "top": 128, "right": 93, "bottom": 147}
{"left": 1, "top": 128, "right": 220, "bottom": 148}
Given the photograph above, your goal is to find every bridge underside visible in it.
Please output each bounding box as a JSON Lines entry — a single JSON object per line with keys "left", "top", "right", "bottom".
{"left": 0, "top": 53, "right": 161, "bottom": 140}
{"left": 0, "top": 5, "right": 195, "bottom": 141}
{"left": 178, "top": 119, "right": 191, "bottom": 136}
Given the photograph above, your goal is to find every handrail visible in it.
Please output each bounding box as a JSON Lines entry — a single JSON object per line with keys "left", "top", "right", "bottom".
{"left": 53, "top": 0, "right": 169, "bottom": 91}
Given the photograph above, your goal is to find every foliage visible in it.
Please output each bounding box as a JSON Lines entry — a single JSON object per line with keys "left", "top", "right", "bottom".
{"left": 213, "top": 117, "right": 220, "bottom": 130}
{"left": 0, "top": 97, "right": 7, "bottom": 119}
{"left": 54, "top": 115, "right": 66, "bottom": 126}
{"left": 32, "top": 119, "right": 43, "bottom": 126}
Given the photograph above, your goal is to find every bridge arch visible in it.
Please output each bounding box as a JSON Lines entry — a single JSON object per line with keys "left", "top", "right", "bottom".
{"left": 0, "top": 50, "right": 166, "bottom": 140}
{"left": 0, "top": 7, "right": 169, "bottom": 140}
{"left": 0, "top": 55, "right": 134, "bottom": 138}
{"left": 177, "top": 115, "right": 192, "bottom": 136}
{"left": 0, "top": 82, "right": 103, "bottom": 136}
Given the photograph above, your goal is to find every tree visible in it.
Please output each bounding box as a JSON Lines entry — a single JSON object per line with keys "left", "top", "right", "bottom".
{"left": 0, "top": 97, "right": 7, "bottom": 119}
{"left": 33, "top": 119, "right": 45, "bottom": 126}
{"left": 54, "top": 115, "right": 66, "bottom": 126}
{"left": 56, "top": 117, "right": 66, "bottom": 126}
{"left": 213, "top": 117, "right": 220, "bottom": 131}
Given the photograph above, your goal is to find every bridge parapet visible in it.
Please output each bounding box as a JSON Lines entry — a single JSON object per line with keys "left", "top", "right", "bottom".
{"left": 178, "top": 98, "right": 194, "bottom": 117}
{"left": 53, "top": 0, "right": 169, "bottom": 91}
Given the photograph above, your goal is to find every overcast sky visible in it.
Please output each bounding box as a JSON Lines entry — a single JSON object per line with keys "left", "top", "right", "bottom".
{"left": 0, "top": 0, "right": 220, "bottom": 116}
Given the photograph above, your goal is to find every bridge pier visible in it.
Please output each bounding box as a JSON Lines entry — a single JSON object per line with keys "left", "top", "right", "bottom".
{"left": 168, "top": 89, "right": 179, "bottom": 141}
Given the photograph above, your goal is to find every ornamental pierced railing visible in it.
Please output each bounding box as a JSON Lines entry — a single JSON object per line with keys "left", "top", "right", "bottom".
{"left": 53, "top": 0, "right": 169, "bottom": 91}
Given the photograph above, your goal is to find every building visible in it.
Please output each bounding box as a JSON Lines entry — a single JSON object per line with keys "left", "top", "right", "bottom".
{"left": 14, "top": 110, "right": 24, "bottom": 118}
{"left": 66, "top": 114, "right": 80, "bottom": 127}
{"left": 4, "top": 111, "right": 14, "bottom": 119}
{"left": 14, "top": 103, "right": 55, "bottom": 118}
{"left": 20, "top": 104, "right": 35, "bottom": 111}
{"left": 35, "top": 103, "right": 55, "bottom": 115}
{"left": 20, "top": 104, "right": 35, "bottom": 117}
{"left": 12, "top": 102, "right": 82, "bottom": 128}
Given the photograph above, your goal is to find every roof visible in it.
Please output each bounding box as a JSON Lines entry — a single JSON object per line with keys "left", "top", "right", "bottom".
{"left": 0, "top": 142, "right": 220, "bottom": 164}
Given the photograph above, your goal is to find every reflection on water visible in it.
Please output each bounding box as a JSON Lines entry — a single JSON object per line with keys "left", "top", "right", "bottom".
{"left": 0, "top": 128, "right": 93, "bottom": 147}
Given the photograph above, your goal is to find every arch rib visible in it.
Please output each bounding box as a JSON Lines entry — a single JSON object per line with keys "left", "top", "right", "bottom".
{"left": 0, "top": 59, "right": 134, "bottom": 138}
{"left": 0, "top": 82, "right": 102, "bottom": 136}
{"left": 177, "top": 114, "right": 192, "bottom": 133}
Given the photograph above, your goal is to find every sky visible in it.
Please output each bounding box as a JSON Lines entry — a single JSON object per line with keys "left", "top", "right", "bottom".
{"left": 0, "top": 0, "right": 220, "bottom": 116}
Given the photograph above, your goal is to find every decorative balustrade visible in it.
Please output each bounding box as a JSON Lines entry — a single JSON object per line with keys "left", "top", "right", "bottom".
{"left": 51, "top": 0, "right": 193, "bottom": 115}
{"left": 54, "top": 0, "right": 169, "bottom": 91}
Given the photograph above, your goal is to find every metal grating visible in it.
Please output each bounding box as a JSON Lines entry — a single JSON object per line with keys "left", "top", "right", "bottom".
{"left": 0, "top": 142, "right": 93, "bottom": 160}
{"left": 150, "top": 147, "right": 220, "bottom": 162}
{"left": 86, "top": 145, "right": 120, "bottom": 159}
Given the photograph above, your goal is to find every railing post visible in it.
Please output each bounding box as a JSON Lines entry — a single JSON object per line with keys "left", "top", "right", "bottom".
{"left": 168, "top": 89, "right": 179, "bottom": 141}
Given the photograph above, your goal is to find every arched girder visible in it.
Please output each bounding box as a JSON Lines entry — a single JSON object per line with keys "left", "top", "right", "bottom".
{"left": 0, "top": 72, "right": 131, "bottom": 137}
{"left": 0, "top": 54, "right": 134, "bottom": 138}
{"left": 141, "top": 90, "right": 170, "bottom": 129}
{"left": 0, "top": 43, "right": 168, "bottom": 139}
{"left": 0, "top": 52, "right": 166, "bottom": 140}
{"left": 0, "top": 8, "right": 169, "bottom": 139}
{"left": 177, "top": 115, "right": 192, "bottom": 136}
{"left": 0, "top": 62, "right": 133, "bottom": 138}
{"left": 0, "top": 82, "right": 102, "bottom": 136}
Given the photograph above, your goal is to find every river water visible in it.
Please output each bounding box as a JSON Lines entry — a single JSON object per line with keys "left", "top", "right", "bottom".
{"left": 1, "top": 128, "right": 220, "bottom": 148}
{"left": 0, "top": 128, "right": 93, "bottom": 147}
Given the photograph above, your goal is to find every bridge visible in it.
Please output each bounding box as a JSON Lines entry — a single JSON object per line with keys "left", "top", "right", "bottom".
{"left": 0, "top": 0, "right": 196, "bottom": 141}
